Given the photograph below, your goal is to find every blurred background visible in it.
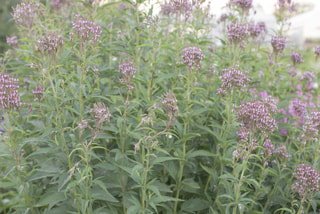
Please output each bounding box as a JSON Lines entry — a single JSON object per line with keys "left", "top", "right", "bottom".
{"left": 1, "top": 0, "right": 319, "bottom": 53}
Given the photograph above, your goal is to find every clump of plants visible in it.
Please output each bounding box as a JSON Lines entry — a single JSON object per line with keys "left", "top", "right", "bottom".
{"left": 0, "top": 0, "right": 320, "bottom": 213}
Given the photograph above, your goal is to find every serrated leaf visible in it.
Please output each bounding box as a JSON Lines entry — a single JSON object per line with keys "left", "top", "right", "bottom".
{"left": 181, "top": 198, "right": 210, "bottom": 212}
{"left": 153, "top": 156, "right": 179, "bottom": 165}
{"left": 92, "top": 179, "right": 118, "bottom": 202}
{"left": 182, "top": 178, "right": 200, "bottom": 189}
{"left": 36, "top": 192, "right": 66, "bottom": 207}
{"left": 186, "top": 149, "right": 214, "bottom": 159}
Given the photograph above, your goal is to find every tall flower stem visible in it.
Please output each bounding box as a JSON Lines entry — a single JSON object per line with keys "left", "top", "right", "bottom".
{"left": 233, "top": 157, "right": 249, "bottom": 214}
{"left": 141, "top": 138, "right": 152, "bottom": 214}
{"left": 149, "top": 43, "right": 158, "bottom": 101}
{"left": 120, "top": 91, "right": 130, "bottom": 214}
{"left": 47, "top": 67, "right": 80, "bottom": 212}
{"left": 8, "top": 114, "right": 37, "bottom": 214}
{"left": 135, "top": 2, "right": 140, "bottom": 100}
{"left": 173, "top": 69, "right": 192, "bottom": 214}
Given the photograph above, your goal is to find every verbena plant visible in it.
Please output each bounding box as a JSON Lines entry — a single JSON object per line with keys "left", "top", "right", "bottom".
{"left": 1, "top": 0, "right": 320, "bottom": 213}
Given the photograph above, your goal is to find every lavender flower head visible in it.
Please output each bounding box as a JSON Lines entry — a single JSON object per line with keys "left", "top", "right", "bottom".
{"left": 161, "top": 90, "right": 178, "bottom": 115}
{"left": 273, "top": 144, "right": 289, "bottom": 162}
{"left": 289, "top": 98, "right": 307, "bottom": 119}
{"left": 227, "top": 23, "right": 248, "bottom": 46}
{"left": 160, "top": 0, "right": 192, "bottom": 21}
{"left": 292, "top": 163, "right": 319, "bottom": 200}
{"left": 237, "top": 100, "right": 278, "bottom": 135}
{"left": 119, "top": 59, "right": 136, "bottom": 89}
{"left": 72, "top": 14, "right": 102, "bottom": 45}
{"left": 290, "top": 50, "right": 304, "bottom": 66}
{"left": 36, "top": 31, "right": 64, "bottom": 60}
{"left": 229, "top": 0, "right": 253, "bottom": 14}
{"left": 233, "top": 136, "right": 258, "bottom": 161}
{"left": 300, "top": 71, "right": 316, "bottom": 87}
{"left": 271, "top": 35, "right": 286, "bottom": 55}
{"left": 217, "top": 64, "right": 250, "bottom": 96}
{"left": 182, "top": 46, "right": 204, "bottom": 70}
{"left": 118, "top": 2, "right": 127, "bottom": 10}
{"left": 33, "top": 85, "right": 45, "bottom": 102}
{"left": 160, "top": 3, "right": 174, "bottom": 16}
{"left": 249, "top": 22, "right": 266, "bottom": 38}
{"left": 218, "top": 13, "right": 228, "bottom": 23}
{"left": 89, "top": 102, "right": 111, "bottom": 129}
{"left": 260, "top": 92, "right": 279, "bottom": 114}
{"left": 301, "top": 111, "right": 320, "bottom": 143}
{"left": 263, "top": 139, "right": 274, "bottom": 163}
{"left": 277, "top": 0, "right": 296, "bottom": 13}
{"left": 6, "top": 36, "right": 18, "bottom": 48}
{"left": 0, "top": 73, "right": 23, "bottom": 111}
{"left": 13, "top": 1, "right": 41, "bottom": 28}
{"left": 50, "top": 0, "right": 69, "bottom": 8}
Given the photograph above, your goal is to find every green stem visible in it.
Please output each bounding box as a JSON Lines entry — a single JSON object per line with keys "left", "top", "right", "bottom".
{"left": 47, "top": 68, "right": 80, "bottom": 212}
{"left": 173, "top": 70, "right": 192, "bottom": 213}
{"left": 120, "top": 92, "right": 130, "bottom": 214}
{"left": 135, "top": 2, "right": 140, "bottom": 100}
{"left": 141, "top": 144, "right": 150, "bottom": 214}
{"left": 8, "top": 114, "right": 37, "bottom": 214}
{"left": 297, "top": 195, "right": 306, "bottom": 214}
{"left": 233, "top": 158, "right": 249, "bottom": 214}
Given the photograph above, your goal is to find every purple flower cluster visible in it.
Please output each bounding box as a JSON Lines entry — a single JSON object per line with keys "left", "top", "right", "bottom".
{"left": 289, "top": 98, "right": 307, "bottom": 119}
{"left": 33, "top": 85, "right": 45, "bottom": 102}
{"left": 227, "top": 23, "right": 248, "bottom": 46}
{"left": 292, "top": 163, "right": 319, "bottom": 199}
{"left": 6, "top": 36, "right": 18, "bottom": 48}
{"left": 217, "top": 64, "right": 250, "bottom": 96}
{"left": 89, "top": 102, "right": 111, "bottom": 129}
{"left": 300, "top": 71, "right": 316, "bottom": 87}
{"left": 263, "top": 139, "right": 274, "bottom": 164}
{"left": 273, "top": 144, "right": 289, "bottom": 162}
{"left": 259, "top": 91, "right": 278, "bottom": 108}
{"left": 36, "top": 31, "right": 64, "bottom": 59}
{"left": 263, "top": 139, "right": 274, "bottom": 157}
{"left": 301, "top": 111, "right": 320, "bottom": 143}
{"left": 218, "top": 13, "right": 228, "bottom": 23}
{"left": 50, "top": 0, "right": 69, "bottom": 8}
{"left": 277, "top": 0, "right": 296, "bottom": 13}
{"left": 182, "top": 47, "right": 204, "bottom": 70}
{"left": 237, "top": 100, "right": 278, "bottom": 134}
{"left": 160, "top": 3, "right": 174, "bottom": 16}
{"left": 229, "top": 0, "right": 253, "bottom": 13}
{"left": 315, "top": 46, "right": 320, "bottom": 60}
{"left": 290, "top": 51, "right": 304, "bottom": 66}
{"left": 160, "top": 0, "right": 192, "bottom": 21}
{"left": 161, "top": 90, "right": 178, "bottom": 114}
{"left": 71, "top": 14, "right": 102, "bottom": 45}
{"left": 271, "top": 35, "right": 286, "bottom": 55}
{"left": 119, "top": 59, "right": 136, "bottom": 90}
{"left": 249, "top": 22, "right": 266, "bottom": 38}
{"left": 237, "top": 127, "right": 249, "bottom": 142}
{"left": 0, "top": 73, "right": 23, "bottom": 111}
{"left": 13, "top": 1, "right": 41, "bottom": 28}
{"left": 118, "top": 2, "right": 127, "bottom": 10}
{"left": 233, "top": 137, "right": 258, "bottom": 161}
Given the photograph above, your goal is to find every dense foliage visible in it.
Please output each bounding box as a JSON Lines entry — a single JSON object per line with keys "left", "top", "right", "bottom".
{"left": 1, "top": 0, "right": 320, "bottom": 213}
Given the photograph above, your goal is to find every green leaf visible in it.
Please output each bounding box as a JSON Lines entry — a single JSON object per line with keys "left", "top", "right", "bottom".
{"left": 181, "top": 198, "right": 210, "bottom": 212}
{"left": 58, "top": 172, "right": 71, "bottom": 192}
{"left": 98, "top": 1, "right": 120, "bottom": 10}
{"left": 92, "top": 179, "right": 118, "bottom": 202}
{"left": 152, "top": 156, "right": 179, "bottom": 165}
{"left": 186, "top": 149, "right": 215, "bottom": 159}
{"left": 182, "top": 178, "right": 200, "bottom": 189}
{"left": 36, "top": 192, "right": 67, "bottom": 207}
